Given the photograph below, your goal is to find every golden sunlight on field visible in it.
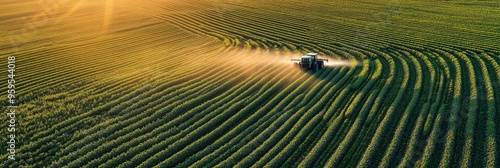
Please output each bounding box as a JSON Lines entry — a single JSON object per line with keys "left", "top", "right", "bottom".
{"left": 1, "top": 0, "right": 500, "bottom": 167}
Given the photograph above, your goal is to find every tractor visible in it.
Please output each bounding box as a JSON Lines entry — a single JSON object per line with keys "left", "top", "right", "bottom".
{"left": 291, "top": 53, "right": 328, "bottom": 72}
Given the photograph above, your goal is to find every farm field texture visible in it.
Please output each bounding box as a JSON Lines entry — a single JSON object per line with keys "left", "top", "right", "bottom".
{"left": 1, "top": 0, "right": 500, "bottom": 167}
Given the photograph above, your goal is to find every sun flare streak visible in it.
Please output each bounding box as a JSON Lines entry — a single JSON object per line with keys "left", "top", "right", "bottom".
{"left": 54, "top": 0, "right": 86, "bottom": 24}
{"left": 102, "top": 0, "right": 114, "bottom": 33}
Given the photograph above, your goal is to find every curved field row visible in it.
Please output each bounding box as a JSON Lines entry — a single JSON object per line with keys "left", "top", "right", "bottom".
{"left": 57, "top": 51, "right": 279, "bottom": 167}
{"left": 20, "top": 34, "right": 226, "bottom": 141}
{"left": 116, "top": 1, "right": 500, "bottom": 165}
{"left": 125, "top": 1, "right": 500, "bottom": 166}
{"left": 1, "top": 0, "right": 499, "bottom": 167}
{"left": 12, "top": 42, "right": 234, "bottom": 166}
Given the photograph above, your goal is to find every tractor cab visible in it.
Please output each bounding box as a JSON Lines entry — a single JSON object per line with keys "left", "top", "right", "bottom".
{"left": 291, "top": 52, "right": 328, "bottom": 72}
{"left": 301, "top": 53, "right": 318, "bottom": 65}
{"left": 301, "top": 55, "right": 312, "bottom": 65}
{"left": 306, "top": 53, "right": 318, "bottom": 59}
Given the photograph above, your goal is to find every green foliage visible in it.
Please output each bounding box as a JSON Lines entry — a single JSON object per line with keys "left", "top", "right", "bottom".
{"left": 1, "top": 0, "right": 499, "bottom": 168}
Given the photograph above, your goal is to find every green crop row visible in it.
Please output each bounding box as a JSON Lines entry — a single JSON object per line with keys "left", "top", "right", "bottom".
{"left": 379, "top": 50, "right": 423, "bottom": 167}
{"left": 476, "top": 54, "right": 497, "bottom": 168}
{"left": 65, "top": 57, "right": 257, "bottom": 167}
{"left": 142, "top": 66, "right": 293, "bottom": 167}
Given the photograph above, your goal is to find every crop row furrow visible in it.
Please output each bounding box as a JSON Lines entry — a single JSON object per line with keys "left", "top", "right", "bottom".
{"left": 356, "top": 51, "right": 408, "bottom": 167}
{"left": 175, "top": 62, "right": 306, "bottom": 167}
{"left": 237, "top": 68, "right": 342, "bottom": 167}
{"left": 262, "top": 65, "right": 360, "bottom": 167}
{"left": 319, "top": 60, "right": 381, "bottom": 167}
{"left": 14, "top": 26, "right": 186, "bottom": 92}
{"left": 475, "top": 53, "right": 497, "bottom": 168}
{"left": 97, "top": 59, "right": 278, "bottom": 167}
{"left": 283, "top": 59, "right": 373, "bottom": 167}
{"left": 21, "top": 41, "right": 224, "bottom": 142}
{"left": 208, "top": 67, "right": 334, "bottom": 167}
{"left": 159, "top": 64, "right": 303, "bottom": 167}
{"left": 22, "top": 45, "right": 231, "bottom": 164}
{"left": 134, "top": 62, "right": 292, "bottom": 167}
{"left": 57, "top": 51, "right": 254, "bottom": 166}
{"left": 50, "top": 48, "right": 256, "bottom": 166}
{"left": 437, "top": 48, "right": 464, "bottom": 168}
{"left": 379, "top": 50, "right": 423, "bottom": 167}
{"left": 19, "top": 42, "right": 233, "bottom": 159}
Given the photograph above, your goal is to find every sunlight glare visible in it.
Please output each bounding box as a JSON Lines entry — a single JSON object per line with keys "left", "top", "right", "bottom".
{"left": 55, "top": 0, "right": 86, "bottom": 24}
{"left": 102, "top": 0, "right": 114, "bottom": 33}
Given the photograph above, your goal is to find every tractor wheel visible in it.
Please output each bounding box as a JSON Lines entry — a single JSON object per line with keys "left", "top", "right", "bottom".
{"left": 320, "top": 61, "right": 324, "bottom": 69}
{"left": 313, "top": 63, "right": 318, "bottom": 72}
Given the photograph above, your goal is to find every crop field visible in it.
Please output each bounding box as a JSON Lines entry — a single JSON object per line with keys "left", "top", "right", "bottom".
{"left": 1, "top": 0, "right": 500, "bottom": 167}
